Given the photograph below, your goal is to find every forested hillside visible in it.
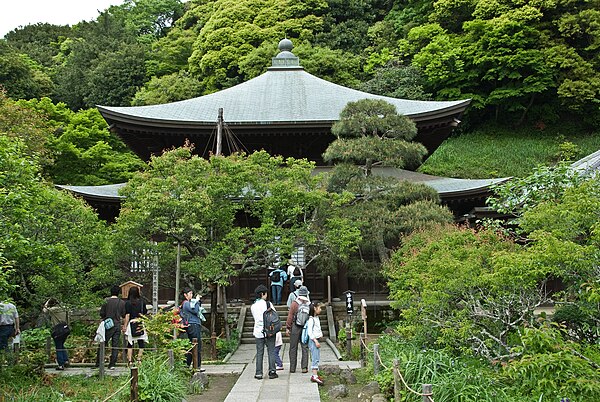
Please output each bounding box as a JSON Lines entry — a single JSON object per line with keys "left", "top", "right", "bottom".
{"left": 1, "top": 0, "right": 599, "bottom": 184}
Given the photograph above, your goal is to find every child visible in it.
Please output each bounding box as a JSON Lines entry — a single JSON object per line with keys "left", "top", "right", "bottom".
{"left": 275, "top": 330, "right": 284, "bottom": 370}
{"left": 307, "top": 301, "right": 324, "bottom": 385}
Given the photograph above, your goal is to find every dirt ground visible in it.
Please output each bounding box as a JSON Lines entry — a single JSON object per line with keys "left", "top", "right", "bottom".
{"left": 186, "top": 374, "right": 239, "bottom": 402}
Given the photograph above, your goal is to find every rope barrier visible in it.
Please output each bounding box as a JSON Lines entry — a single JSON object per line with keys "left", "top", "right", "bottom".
{"left": 369, "top": 343, "right": 435, "bottom": 402}
{"left": 101, "top": 376, "right": 132, "bottom": 402}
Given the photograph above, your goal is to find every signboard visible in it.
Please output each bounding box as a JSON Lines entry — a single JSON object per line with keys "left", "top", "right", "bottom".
{"left": 344, "top": 291, "right": 354, "bottom": 315}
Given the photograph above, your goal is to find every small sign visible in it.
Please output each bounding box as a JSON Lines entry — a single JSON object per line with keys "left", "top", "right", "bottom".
{"left": 344, "top": 291, "right": 354, "bottom": 315}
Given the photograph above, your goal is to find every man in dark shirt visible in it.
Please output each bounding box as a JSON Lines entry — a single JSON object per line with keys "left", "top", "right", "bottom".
{"left": 97, "top": 285, "right": 126, "bottom": 369}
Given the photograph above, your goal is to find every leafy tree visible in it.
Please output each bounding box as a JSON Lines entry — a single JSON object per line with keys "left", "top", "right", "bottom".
{"left": 396, "top": 0, "right": 600, "bottom": 125}
{"left": 132, "top": 70, "right": 204, "bottom": 105}
{"left": 187, "top": 0, "right": 328, "bottom": 92}
{"left": 359, "top": 60, "right": 431, "bottom": 100}
{"left": 0, "top": 42, "right": 53, "bottom": 100}
{"left": 323, "top": 99, "right": 452, "bottom": 265}
{"left": 4, "top": 23, "right": 73, "bottom": 67}
{"left": 109, "top": 0, "right": 185, "bottom": 43}
{"left": 0, "top": 135, "right": 114, "bottom": 311}
{"left": 114, "top": 147, "right": 360, "bottom": 334}
{"left": 15, "top": 97, "right": 145, "bottom": 185}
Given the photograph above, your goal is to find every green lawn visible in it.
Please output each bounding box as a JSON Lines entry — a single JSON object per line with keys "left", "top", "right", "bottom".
{"left": 419, "top": 121, "right": 600, "bottom": 179}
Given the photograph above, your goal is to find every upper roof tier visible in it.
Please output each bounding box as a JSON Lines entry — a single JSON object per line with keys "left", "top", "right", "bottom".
{"left": 98, "top": 39, "right": 469, "bottom": 127}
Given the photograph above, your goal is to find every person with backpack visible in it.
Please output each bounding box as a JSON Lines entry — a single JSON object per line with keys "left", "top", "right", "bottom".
{"left": 180, "top": 287, "right": 205, "bottom": 371}
{"left": 305, "top": 301, "right": 325, "bottom": 385}
{"left": 285, "top": 286, "right": 310, "bottom": 373}
{"left": 251, "top": 284, "right": 279, "bottom": 380}
{"left": 287, "top": 260, "right": 304, "bottom": 292}
{"left": 269, "top": 265, "right": 287, "bottom": 305}
{"left": 96, "top": 285, "right": 126, "bottom": 370}
{"left": 287, "top": 279, "right": 310, "bottom": 308}
{"left": 123, "top": 286, "right": 148, "bottom": 365}
{"left": 43, "top": 298, "right": 70, "bottom": 370}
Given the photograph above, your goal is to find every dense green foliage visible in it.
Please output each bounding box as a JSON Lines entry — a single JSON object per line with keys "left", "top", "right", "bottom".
{"left": 0, "top": 91, "right": 144, "bottom": 185}
{"left": 2, "top": 0, "right": 596, "bottom": 129}
{"left": 384, "top": 167, "right": 600, "bottom": 400}
{"left": 0, "top": 134, "right": 115, "bottom": 312}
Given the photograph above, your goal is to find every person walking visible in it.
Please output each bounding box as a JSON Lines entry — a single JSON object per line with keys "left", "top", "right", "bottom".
{"left": 97, "top": 285, "right": 126, "bottom": 370}
{"left": 274, "top": 330, "right": 284, "bottom": 371}
{"left": 307, "top": 302, "right": 325, "bottom": 385}
{"left": 0, "top": 301, "right": 19, "bottom": 360}
{"left": 180, "top": 287, "right": 204, "bottom": 371}
{"left": 287, "top": 279, "right": 310, "bottom": 308}
{"left": 286, "top": 286, "right": 310, "bottom": 373}
{"left": 287, "top": 260, "right": 303, "bottom": 293}
{"left": 251, "top": 284, "right": 278, "bottom": 380}
{"left": 269, "top": 265, "right": 287, "bottom": 305}
{"left": 43, "top": 299, "right": 70, "bottom": 370}
{"left": 123, "top": 286, "right": 147, "bottom": 365}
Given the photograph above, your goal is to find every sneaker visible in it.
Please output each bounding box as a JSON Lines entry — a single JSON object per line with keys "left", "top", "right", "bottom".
{"left": 254, "top": 374, "right": 263, "bottom": 380}
{"left": 310, "top": 375, "right": 324, "bottom": 386}
{"left": 301, "top": 368, "right": 308, "bottom": 373}
{"left": 268, "top": 371, "right": 278, "bottom": 379}
{"left": 108, "top": 365, "right": 116, "bottom": 370}
{"left": 276, "top": 365, "right": 284, "bottom": 371}
{"left": 55, "top": 366, "right": 65, "bottom": 371}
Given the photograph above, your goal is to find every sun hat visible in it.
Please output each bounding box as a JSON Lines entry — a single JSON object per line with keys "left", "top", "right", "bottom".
{"left": 298, "top": 286, "right": 309, "bottom": 296}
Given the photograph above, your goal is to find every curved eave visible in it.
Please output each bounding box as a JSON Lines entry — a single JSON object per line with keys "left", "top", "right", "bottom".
{"left": 97, "top": 69, "right": 470, "bottom": 129}
{"left": 56, "top": 183, "right": 126, "bottom": 203}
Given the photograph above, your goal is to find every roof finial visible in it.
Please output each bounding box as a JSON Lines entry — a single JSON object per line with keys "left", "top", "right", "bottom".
{"left": 278, "top": 37, "right": 293, "bottom": 52}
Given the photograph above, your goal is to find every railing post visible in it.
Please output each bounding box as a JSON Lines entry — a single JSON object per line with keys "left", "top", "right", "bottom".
{"left": 423, "top": 384, "right": 433, "bottom": 402}
{"left": 45, "top": 337, "right": 52, "bottom": 363}
{"left": 130, "top": 366, "right": 139, "bottom": 402}
{"left": 393, "top": 359, "right": 400, "bottom": 402}
{"left": 98, "top": 342, "right": 105, "bottom": 379}
{"left": 373, "top": 343, "right": 380, "bottom": 375}
{"left": 192, "top": 338, "right": 198, "bottom": 370}
{"left": 345, "top": 322, "right": 352, "bottom": 358}
{"left": 359, "top": 332, "right": 366, "bottom": 367}
{"left": 122, "top": 335, "right": 128, "bottom": 363}
{"left": 167, "top": 349, "right": 174, "bottom": 368}
{"left": 211, "top": 331, "right": 217, "bottom": 360}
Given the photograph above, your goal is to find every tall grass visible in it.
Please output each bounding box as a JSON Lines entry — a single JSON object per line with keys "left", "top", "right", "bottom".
{"left": 419, "top": 122, "right": 600, "bottom": 179}
{"left": 373, "top": 335, "right": 537, "bottom": 402}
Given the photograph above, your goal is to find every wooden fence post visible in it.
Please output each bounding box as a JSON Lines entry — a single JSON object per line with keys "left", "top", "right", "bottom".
{"left": 130, "top": 366, "right": 139, "bottom": 402}
{"left": 345, "top": 322, "right": 352, "bottom": 358}
{"left": 98, "top": 342, "right": 105, "bottom": 379}
{"left": 45, "top": 337, "right": 52, "bottom": 363}
{"left": 167, "top": 349, "right": 174, "bottom": 368}
{"left": 359, "top": 332, "right": 366, "bottom": 367}
{"left": 393, "top": 359, "right": 400, "bottom": 402}
{"left": 373, "top": 343, "right": 380, "bottom": 375}
{"left": 192, "top": 338, "right": 198, "bottom": 370}
{"left": 122, "top": 335, "right": 128, "bottom": 363}
{"left": 211, "top": 331, "right": 217, "bottom": 360}
{"left": 423, "top": 384, "right": 432, "bottom": 402}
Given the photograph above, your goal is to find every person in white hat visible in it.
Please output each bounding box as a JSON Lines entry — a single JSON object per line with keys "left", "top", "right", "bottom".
{"left": 286, "top": 279, "right": 310, "bottom": 308}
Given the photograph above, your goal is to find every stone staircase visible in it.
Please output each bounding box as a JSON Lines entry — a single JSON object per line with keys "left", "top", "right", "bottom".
{"left": 240, "top": 306, "right": 329, "bottom": 344}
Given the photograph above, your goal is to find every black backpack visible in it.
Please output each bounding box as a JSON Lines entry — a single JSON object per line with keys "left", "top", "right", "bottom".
{"left": 263, "top": 302, "right": 281, "bottom": 337}
{"left": 271, "top": 270, "right": 281, "bottom": 282}
{"left": 293, "top": 265, "right": 301, "bottom": 277}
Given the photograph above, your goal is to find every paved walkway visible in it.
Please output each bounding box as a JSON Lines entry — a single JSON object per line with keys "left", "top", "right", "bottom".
{"left": 224, "top": 342, "right": 360, "bottom": 402}
{"left": 46, "top": 340, "right": 359, "bottom": 402}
